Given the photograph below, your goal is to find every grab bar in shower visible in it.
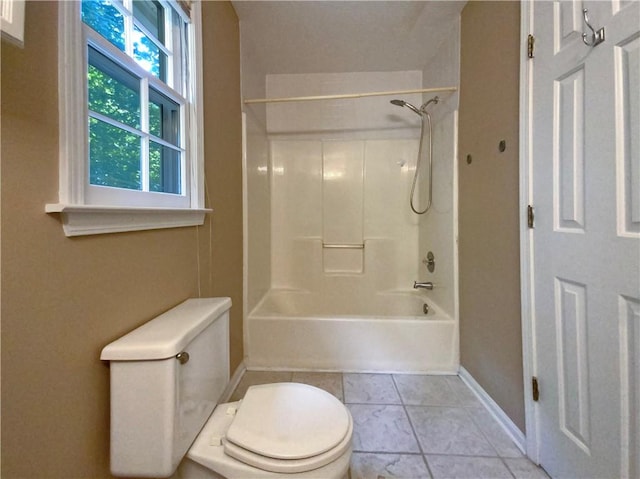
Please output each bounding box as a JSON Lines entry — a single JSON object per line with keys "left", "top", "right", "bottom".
{"left": 322, "top": 243, "right": 365, "bottom": 249}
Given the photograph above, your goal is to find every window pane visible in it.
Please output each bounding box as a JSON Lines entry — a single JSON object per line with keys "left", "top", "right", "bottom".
{"left": 170, "top": 8, "right": 186, "bottom": 95}
{"left": 89, "top": 117, "right": 141, "bottom": 190}
{"left": 149, "top": 101, "right": 162, "bottom": 138}
{"left": 149, "top": 88, "right": 180, "bottom": 145}
{"left": 88, "top": 48, "right": 141, "bottom": 129}
{"left": 133, "top": 26, "right": 167, "bottom": 81}
{"left": 82, "top": 0, "right": 125, "bottom": 51}
{"left": 149, "top": 142, "right": 181, "bottom": 194}
{"left": 133, "top": 0, "right": 164, "bottom": 43}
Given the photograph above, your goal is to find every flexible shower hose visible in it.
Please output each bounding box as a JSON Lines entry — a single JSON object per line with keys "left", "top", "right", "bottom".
{"left": 410, "top": 110, "right": 433, "bottom": 215}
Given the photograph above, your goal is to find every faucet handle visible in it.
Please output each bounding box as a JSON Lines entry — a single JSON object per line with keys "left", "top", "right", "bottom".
{"left": 413, "top": 281, "right": 434, "bottom": 290}
{"left": 422, "top": 251, "right": 435, "bottom": 273}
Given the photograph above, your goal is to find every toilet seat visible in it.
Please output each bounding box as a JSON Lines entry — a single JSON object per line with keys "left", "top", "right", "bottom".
{"left": 225, "top": 383, "right": 352, "bottom": 473}
{"left": 184, "top": 382, "right": 353, "bottom": 477}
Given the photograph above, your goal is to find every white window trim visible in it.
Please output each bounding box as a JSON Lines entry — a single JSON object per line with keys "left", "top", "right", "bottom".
{"left": 47, "top": 0, "right": 209, "bottom": 237}
{"left": 1, "top": 0, "right": 25, "bottom": 47}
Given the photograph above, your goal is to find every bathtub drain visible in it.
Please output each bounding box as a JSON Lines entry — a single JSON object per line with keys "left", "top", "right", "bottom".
{"left": 423, "top": 303, "right": 429, "bottom": 315}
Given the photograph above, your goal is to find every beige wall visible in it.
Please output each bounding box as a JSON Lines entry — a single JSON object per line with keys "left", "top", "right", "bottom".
{"left": 458, "top": 1, "right": 524, "bottom": 431}
{"left": 201, "top": 1, "right": 243, "bottom": 371}
{"left": 0, "top": 1, "right": 242, "bottom": 477}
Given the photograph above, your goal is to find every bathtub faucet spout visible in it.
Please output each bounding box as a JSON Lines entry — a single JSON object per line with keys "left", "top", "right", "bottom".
{"left": 414, "top": 281, "right": 434, "bottom": 290}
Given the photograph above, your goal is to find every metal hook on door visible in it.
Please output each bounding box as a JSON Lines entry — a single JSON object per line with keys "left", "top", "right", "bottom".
{"left": 582, "top": 8, "right": 605, "bottom": 47}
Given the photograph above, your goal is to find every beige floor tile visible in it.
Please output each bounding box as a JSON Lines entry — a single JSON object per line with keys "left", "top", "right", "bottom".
{"left": 291, "top": 371, "right": 344, "bottom": 400}
{"left": 349, "top": 404, "right": 420, "bottom": 453}
{"left": 444, "top": 376, "right": 483, "bottom": 408}
{"left": 229, "top": 370, "right": 293, "bottom": 401}
{"left": 407, "top": 406, "right": 496, "bottom": 456}
{"left": 504, "top": 458, "right": 550, "bottom": 479}
{"left": 394, "top": 374, "right": 458, "bottom": 406}
{"left": 468, "top": 407, "right": 523, "bottom": 458}
{"left": 344, "top": 373, "right": 401, "bottom": 404}
{"left": 351, "top": 453, "right": 431, "bottom": 479}
{"left": 426, "top": 455, "right": 512, "bottom": 479}
{"left": 226, "top": 371, "right": 530, "bottom": 479}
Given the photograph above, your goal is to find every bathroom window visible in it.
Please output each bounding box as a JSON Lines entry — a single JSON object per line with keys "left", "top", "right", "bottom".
{"left": 49, "top": 0, "right": 207, "bottom": 236}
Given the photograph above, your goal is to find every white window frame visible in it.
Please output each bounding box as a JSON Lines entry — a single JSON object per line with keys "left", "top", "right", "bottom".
{"left": 47, "top": 0, "right": 208, "bottom": 237}
{"left": 1, "top": 0, "right": 25, "bottom": 47}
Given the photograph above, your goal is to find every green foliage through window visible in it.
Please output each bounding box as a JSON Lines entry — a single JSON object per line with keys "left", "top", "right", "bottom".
{"left": 89, "top": 118, "right": 142, "bottom": 190}
{"left": 88, "top": 58, "right": 140, "bottom": 129}
{"left": 82, "top": 0, "right": 125, "bottom": 51}
{"left": 82, "top": 0, "right": 184, "bottom": 196}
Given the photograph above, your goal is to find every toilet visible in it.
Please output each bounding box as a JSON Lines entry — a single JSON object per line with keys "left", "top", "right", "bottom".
{"left": 100, "top": 297, "right": 352, "bottom": 479}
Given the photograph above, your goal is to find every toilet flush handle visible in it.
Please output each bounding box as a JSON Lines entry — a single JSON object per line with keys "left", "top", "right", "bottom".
{"left": 176, "top": 351, "right": 190, "bottom": 364}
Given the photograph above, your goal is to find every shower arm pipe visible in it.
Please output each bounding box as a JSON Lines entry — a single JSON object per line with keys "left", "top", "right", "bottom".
{"left": 243, "top": 86, "right": 457, "bottom": 105}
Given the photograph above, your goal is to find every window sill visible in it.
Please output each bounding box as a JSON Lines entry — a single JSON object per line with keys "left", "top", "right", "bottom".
{"left": 45, "top": 204, "right": 211, "bottom": 237}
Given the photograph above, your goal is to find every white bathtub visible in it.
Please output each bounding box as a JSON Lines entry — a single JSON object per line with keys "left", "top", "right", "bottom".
{"left": 246, "top": 289, "right": 459, "bottom": 373}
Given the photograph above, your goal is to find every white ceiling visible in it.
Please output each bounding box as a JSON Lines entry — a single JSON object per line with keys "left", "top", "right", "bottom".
{"left": 232, "top": 1, "right": 466, "bottom": 75}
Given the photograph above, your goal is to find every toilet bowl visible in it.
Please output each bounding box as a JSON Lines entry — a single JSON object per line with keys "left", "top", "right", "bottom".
{"left": 181, "top": 383, "right": 353, "bottom": 479}
{"left": 100, "top": 298, "right": 352, "bottom": 479}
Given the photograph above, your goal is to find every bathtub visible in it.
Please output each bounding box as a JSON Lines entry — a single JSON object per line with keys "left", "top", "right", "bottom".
{"left": 246, "top": 289, "right": 459, "bottom": 373}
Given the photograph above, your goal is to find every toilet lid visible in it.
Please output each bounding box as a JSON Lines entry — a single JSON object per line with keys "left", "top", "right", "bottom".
{"left": 225, "top": 383, "right": 351, "bottom": 462}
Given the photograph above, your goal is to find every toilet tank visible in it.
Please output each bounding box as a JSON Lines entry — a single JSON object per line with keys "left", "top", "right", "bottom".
{"left": 101, "top": 298, "right": 231, "bottom": 478}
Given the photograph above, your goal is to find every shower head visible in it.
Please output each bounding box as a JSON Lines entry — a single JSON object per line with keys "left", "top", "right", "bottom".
{"left": 391, "top": 96, "right": 440, "bottom": 117}
{"left": 390, "top": 99, "right": 422, "bottom": 116}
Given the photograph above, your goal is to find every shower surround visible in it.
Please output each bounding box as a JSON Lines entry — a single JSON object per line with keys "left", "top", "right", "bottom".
{"left": 244, "top": 71, "right": 459, "bottom": 373}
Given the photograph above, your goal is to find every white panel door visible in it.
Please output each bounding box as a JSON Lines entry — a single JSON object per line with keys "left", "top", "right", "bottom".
{"left": 531, "top": 1, "right": 640, "bottom": 478}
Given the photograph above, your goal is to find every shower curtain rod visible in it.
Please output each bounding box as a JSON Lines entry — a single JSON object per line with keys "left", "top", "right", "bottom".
{"left": 243, "top": 86, "right": 457, "bottom": 105}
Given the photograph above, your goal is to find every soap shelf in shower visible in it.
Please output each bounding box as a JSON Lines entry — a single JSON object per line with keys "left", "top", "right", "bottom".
{"left": 322, "top": 243, "right": 365, "bottom": 249}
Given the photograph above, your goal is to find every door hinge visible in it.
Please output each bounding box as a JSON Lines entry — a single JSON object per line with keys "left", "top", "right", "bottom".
{"left": 527, "top": 34, "right": 535, "bottom": 59}
{"left": 532, "top": 376, "right": 540, "bottom": 401}
{"left": 527, "top": 205, "right": 535, "bottom": 228}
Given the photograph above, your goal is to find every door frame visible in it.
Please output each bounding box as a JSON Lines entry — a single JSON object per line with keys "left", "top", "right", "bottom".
{"left": 518, "top": 0, "right": 540, "bottom": 464}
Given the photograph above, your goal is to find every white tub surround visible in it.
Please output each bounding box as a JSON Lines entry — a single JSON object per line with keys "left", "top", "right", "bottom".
{"left": 243, "top": 71, "right": 459, "bottom": 374}
{"left": 271, "top": 138, "right": 420, "bottom": 292}
{"left": 247, "top": 289, "right": 458, "bottom": 373}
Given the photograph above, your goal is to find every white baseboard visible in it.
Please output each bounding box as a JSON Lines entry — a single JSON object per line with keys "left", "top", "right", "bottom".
{"left": 458, "top": 366, "right": 526, "bottom": 453}
{"left": 220, "top": 361, "right": 247, "bottom": 402}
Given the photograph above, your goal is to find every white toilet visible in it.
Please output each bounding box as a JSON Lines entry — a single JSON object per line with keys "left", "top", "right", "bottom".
{"left": 100, "top": 297, "right": 353, "bottom": 479}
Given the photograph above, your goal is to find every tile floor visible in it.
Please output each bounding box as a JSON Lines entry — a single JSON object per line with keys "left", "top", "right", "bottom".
{"left": 230, "top": 371, "right": 550, "bottom": 479}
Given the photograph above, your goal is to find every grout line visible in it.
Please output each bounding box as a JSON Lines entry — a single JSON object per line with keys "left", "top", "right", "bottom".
{"left": 443, "top": 375, "right": 465, "bottom": 403}
{"left": 391, "top": 373, "right": 434, "bottom": 478}
{"left": 352, "top": 450, "right": 425, "bottom": 456}
{"left": 390, "top": 374, "right": 435, "bottom": 479}
{"left": 459, "top": 406, "right": 501, "bottom": 457}
{"left": 390, "top": 374, "right": 516, "bottom": 478}
{"left": 389, "top": 374, "right": 405, "bottom": 407}
{"left": 342, "top": 372, "right": 400, "bottom": 405}
{"left": 344, "top": 402, "right": 474, "bottom": 408}
{"left": 422, "top": 452, "right": 521, "bottom": 459}
{"left": 424, "top": 454, "right": 518, "bottom": 479}
{"left": 499, "top": 456, "right": 518, "bottom": 479}
{"left": 464, "top": 400, "right": 524, "bottom": 459}
{"left": 442, "top": 376, "right": 463, "bottom": 407}
{"left": 421, "top": 455, "right": 434, "bottom": 479}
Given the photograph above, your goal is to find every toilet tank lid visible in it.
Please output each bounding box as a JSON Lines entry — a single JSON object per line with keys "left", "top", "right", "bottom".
{"left": 100, "top": 297, "right": 231, "bottom": 361}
